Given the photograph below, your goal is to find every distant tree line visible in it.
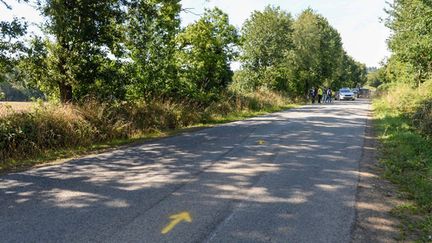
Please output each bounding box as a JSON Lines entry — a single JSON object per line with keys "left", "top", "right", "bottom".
{"left": 233, "top": 7, "right": 366, "bottom": 95}
{"left": 2, "top": 1, "right": 366, "bottom": 103}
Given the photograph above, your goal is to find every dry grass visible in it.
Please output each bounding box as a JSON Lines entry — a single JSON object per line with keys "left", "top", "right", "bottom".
{"left": 0, "top": 102, "right": 35, "bottom": 117}
{"left": 0, "top": 90, "right": 293, "bottom": 169}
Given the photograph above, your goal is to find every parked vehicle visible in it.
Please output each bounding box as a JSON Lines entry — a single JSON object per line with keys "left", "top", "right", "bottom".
{"left": 358, "top": 88, "right": 371, "bottom": 98}
{"left": 338, "top": 88, "right": 356, "bottom": 101}
{"left": 351, "top": 88, "right": 359, "bottom": 98}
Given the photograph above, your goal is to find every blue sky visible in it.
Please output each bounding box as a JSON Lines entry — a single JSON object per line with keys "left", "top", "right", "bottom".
{"left": 1, "top": 0, "right": 391, "bottom": 67}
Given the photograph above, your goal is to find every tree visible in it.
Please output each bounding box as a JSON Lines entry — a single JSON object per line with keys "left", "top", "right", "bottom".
{"left": 34, "top": 0, "right": 125, "bottom": 102}
{"left": 0, "top": 1, "right": 27, "bottom": 82}
{"left": 236, "top": 7, "right": 366, "bottom": 96}
{"left": 125, "top": 0, "right": 182, "bottom": 100}
{"left": 175, "top": 8, "right": 239, "bottom": 101}
{"left": 239, "top": 6, "right": 294, "bottom": 90}
{"left": 385, "top": 0, "right": 432, "bottom": 85}
{"left": 288, "top": 9, "right": 346, "bottom": 94}
{"left": 367, "top": 67, "right": 386, "bottom": 88}
{"left": 241, "top": 6, "right": 293, "bottom": 71}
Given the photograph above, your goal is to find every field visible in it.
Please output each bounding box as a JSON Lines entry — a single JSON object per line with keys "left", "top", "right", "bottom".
{"left": 0, "top": 102, "right": 35, "bottom": 116}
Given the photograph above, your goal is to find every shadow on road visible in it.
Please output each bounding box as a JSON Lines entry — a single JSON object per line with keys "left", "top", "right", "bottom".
{"left": 0, "top": 99, "right": 387, "bottom": 242}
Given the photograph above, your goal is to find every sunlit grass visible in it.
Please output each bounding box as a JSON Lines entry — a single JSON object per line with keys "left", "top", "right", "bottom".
{"left": 373, "top": 88, "right": 432, "bottom": 241}
{"left": 0, "top": 101, "right": 35, "bottom": 117}
{"left": 0, "top": 90, "right": 297, "bottom": 172}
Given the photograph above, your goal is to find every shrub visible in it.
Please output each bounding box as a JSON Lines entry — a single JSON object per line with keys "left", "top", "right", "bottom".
{"left": 413, "top": 100, "right": 432, "bottom": 137}
{"left": 0, "top": 91, "right": 292, "bottom": 168}
{"left": 374, "top": 81, "right": 432, "bottom": 239}
{"left": 0, "top": 104, "right": 95, "bottom": 163}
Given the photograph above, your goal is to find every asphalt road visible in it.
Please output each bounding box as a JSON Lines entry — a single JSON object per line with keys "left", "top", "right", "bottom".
{"left": 0, "top": 99, "right": 370, "bottom": 243}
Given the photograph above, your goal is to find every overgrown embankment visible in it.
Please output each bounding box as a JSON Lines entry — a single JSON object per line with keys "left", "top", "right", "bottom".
{"left": 0, "top": 90, "right": 294, "bottom": 171}
{"left": 373, "top": 81, "right": 432, "bottom": 241}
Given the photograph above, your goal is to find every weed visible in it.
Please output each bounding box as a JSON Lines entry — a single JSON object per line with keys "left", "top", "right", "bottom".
{"left": 0, "top": 90, "right": 293, "bottom": 171}
{"left": 374, "top": 81, "right": 432, "bottom": 241}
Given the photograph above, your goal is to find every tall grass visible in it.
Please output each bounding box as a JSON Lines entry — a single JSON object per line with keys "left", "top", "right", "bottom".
{"left": 374, "top": 80, "right": 432, "bottom": 241}
{"left": 0, "top": 90, "right": 292, "bottom": 170}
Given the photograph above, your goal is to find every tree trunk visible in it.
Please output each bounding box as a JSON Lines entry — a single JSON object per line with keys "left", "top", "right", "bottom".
{"left": 59, "top": 82, "right": 73, "bottom": 103}
{"left": 57, "top": 46, "right": 73, "bottom": 103}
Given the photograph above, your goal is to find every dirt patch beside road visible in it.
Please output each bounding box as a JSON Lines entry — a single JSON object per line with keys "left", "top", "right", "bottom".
{"left": 351, "top": 114, "right": 406, "bottom": 242}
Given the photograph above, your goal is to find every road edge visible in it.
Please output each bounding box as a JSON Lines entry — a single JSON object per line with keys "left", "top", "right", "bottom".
{"left": 351, "top": 110, "right": 404, "bottom": 242}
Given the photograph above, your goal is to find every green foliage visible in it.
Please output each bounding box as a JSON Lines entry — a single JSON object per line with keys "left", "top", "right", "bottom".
{"left": 381, "top": 57, "right": 416, "bottom": 85}
{"left": 385, "top": 0, "right": 432, "bottom": 85}
{"left": 2, "top": 2, "right": 367, "bottom": 104}
{"left": 241, "top": 6, "right": 293, "bottom": 70}
{"left": 287, "top": 9, "right": 366, "bottom": 94}
{"left": 236, "top": 7, "right": 366, "bottom": 97}
{"left": 175, "top": 8, "right": 239, "bottom": 102}
{"left": 125, "top": 0, "right": 182, "bottom": 100}
{"left": 238, "top": 6, "right": 293, "bottom": 91}
{"left": 0, "top": 14, "right": 27, "bottom": 82}
{"left": 374, "top": 89, "right": 432, "bottom": 240}
{"left": 31, "top": 0, "right": 125, "bottom": 102}
{"left": 289, "top": 9, "right": 324, "bottom": 93}
{"left": 413, "top": 99, "right": 432, "bottom": 138}
{"left": 230, "top": 69, "right": 259, "bottom": 92}
{"left": 367, "top": 67, "right": 386, "bottom": 88}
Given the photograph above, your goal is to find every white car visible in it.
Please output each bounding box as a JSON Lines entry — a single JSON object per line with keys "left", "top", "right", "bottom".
{"left": 338, "top": 88, "right": 356, "bottom": 101}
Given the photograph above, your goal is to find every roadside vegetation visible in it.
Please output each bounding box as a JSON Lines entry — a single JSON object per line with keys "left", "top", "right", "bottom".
{"left": 1, "top": 2, "right": 366, "bottom": 170}
{"left": 0, "top": 89, "right": 293, "bottom": 171}
{"left": 371, "top": 0, "right": 432, "bottom": 240}
{"left": 374, "top": 82, "right": 432, "bottom": 241}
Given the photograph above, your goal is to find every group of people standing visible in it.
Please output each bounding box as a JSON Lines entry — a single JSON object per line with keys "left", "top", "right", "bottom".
{"left": 309, "top": 87, "right": 333, "bottom": 104}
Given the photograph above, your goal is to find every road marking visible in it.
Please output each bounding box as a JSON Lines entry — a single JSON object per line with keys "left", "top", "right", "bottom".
{"left": 161, "top": 211, "right": 192, "bottom": 235}
{"left": 257, "top": 140, "right": 266, "bottom": 145}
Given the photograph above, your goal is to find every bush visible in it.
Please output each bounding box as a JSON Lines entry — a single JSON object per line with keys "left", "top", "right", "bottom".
{"left": 0, "top": 104, "right": 95, "bottom": 163}
{"left": 0, "top": 90, "right": 292, "bottom": 167}
{"left": 413, "top": 100, "right": 432, "bottom": 137}
{"left": 377, "top": 80, "right": 432, "bottom": 117}
{"left": 374, "top": 81, "right": 432, "bottom": 240}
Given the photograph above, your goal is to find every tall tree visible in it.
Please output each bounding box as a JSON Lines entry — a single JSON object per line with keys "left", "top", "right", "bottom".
{"left": 125, "top": 0, "right": 182, "bottom": 100}
{"left": 289, "top": 9, "right": 322, "bottom": 94}
{"left": 241, "top": 6, "right": 293, "bottom": 71}
{"left": 386, "top": 0, "right": 432, "bottom": 85}
{"left": 288, "top": 9, "right": 352, "bottom": 94}
{"left": 35, "top": 0, "right": 125, "bottom": 102}
{"left": 240, "top": 6, "right": 293, "bottom": 89}
{"left": 175, "top": 8, "right": 239, "bottom": 101}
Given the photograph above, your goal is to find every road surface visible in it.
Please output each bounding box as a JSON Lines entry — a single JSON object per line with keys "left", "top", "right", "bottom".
{"left": 0, "top": 100, "right": 370, "bottom": 242}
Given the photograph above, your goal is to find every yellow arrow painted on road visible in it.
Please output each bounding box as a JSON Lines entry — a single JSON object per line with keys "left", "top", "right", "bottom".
{"left": 161, "top": 211, "right": 192, "bottom": 234}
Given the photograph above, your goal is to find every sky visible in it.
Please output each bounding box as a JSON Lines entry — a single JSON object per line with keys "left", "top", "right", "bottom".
{"left": 1, "top": 0, "right": 391, "bottom": 67}
{"left": 180, "top": 0, "right": 392, "bottom": 67}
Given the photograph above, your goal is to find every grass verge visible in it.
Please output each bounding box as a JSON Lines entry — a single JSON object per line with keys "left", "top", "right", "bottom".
{"left": 373, "top": 96, "right": 432, "bottom": 241}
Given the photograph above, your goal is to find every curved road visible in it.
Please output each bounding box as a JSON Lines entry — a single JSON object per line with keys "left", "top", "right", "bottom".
{"left": 0, "top": 100, "right": 370, "bottom": 242}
